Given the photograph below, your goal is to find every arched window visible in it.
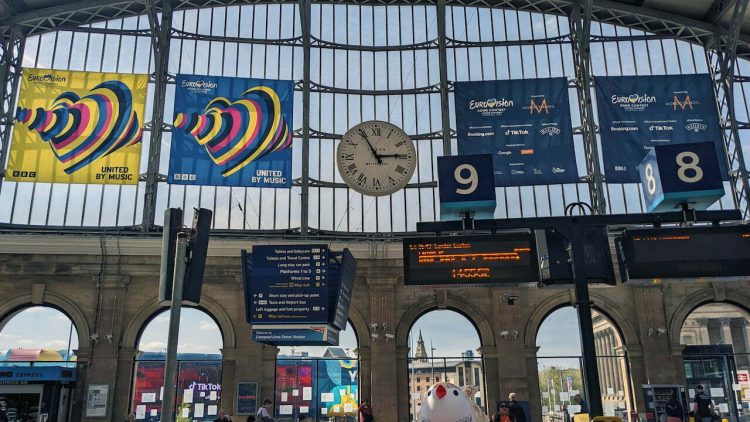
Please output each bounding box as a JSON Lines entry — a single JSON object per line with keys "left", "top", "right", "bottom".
{"left": 680, "top": 302, "right": 750, "bottom": 421}
{"left": 408, "top": 309, "right": 484, "bottom": 420}
{"left": 131, "top": 308, "right": 224, "bottom": 422}
{"left": 536, "top": 307, "right": 631, "bottom": 418}
{"left": 274, "top": 322, "right": 359, "bottom": 421}
{"left": 0, "top": 306, "right": 78, "bottom": 363}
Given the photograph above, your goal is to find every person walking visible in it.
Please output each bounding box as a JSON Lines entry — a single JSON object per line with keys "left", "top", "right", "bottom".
{"left": 665, "top": 392, "right": 684, "bottom": 422}
{"left": 358, "top": 399, "right": 374, "bottom": 422}
{"left": 692, "top": 385, "right": 713, "bottom": 422}
{"left": 508, "top": 393, "right": 527, "bottom": 422}
{"left": 257, "top": 399, "right": 275, "bottom": 422}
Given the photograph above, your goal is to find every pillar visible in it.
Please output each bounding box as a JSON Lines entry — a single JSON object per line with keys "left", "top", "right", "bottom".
{"left": 82, "top": 275, "right": 131, "bottom": 422}
{"left": 221, "top": 347, "right": 237, "bottom": 415}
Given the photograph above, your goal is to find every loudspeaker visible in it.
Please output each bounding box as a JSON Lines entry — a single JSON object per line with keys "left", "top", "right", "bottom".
{"left": 158, "top": 208, "right": 183, "bottom": 304}
{"left": 183, "top": 208, "right": 212, "bottom": 306}
{"left": 535, "top": 225, "right": 615, "bottom": 286}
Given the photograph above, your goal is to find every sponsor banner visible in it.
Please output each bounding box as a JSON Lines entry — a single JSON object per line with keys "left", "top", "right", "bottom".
{"left": 594, "top": 74, "right": 727, "bottom": 183}
{"left": 455, "top": 77, "right": 579, "bottom": 186}
{"left": 169, "top": 74, "right": 294, "bottom": 187}
{"left": 8, "top": 68, "right": 147, "bottom": 184}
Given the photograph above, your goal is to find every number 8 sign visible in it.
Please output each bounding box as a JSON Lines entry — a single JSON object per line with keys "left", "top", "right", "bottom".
{"left": 437, "top": 154, "right": 497, "bottom": 221}
{"left": 638, "top": 141, "right": 724, "bottom": 212}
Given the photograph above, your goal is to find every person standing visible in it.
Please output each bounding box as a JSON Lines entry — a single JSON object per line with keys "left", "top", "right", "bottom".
{"left": 492, "top": 401, "right": 515, "bottom": 422}
{"left": 358, "top": 399, "right": 374, "bottom": 422}
{"left": 665, "top": 392, "right": 684, "bottom": 422}
{"left": 257, "top": 399, "right": 275, "bottom": 422}
{"left": 573, "top": 394, "right": 589, "bottom": 415}
{"left": 508, "top": 393, "right": 527, "bottom": 422}
{"left": 692, "top": 385, "right": 713, "bottom": 422}
{"left": 213, "top": 410, "right": 232, "bottom": 422}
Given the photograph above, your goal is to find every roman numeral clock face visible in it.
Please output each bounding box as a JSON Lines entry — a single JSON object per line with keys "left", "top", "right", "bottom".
{"left": 336, "top": 121, "right": 416, "bottom": 197}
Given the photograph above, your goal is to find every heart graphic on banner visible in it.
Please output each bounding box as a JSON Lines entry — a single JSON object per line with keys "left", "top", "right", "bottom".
{"left": 173, "top": 85, "right": 292, "bottom": 177}
{"left": 15, "top": 80, "right": 143, "bottom": 174}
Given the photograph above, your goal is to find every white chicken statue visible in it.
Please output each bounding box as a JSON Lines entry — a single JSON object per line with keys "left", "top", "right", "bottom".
{"left": 417, "top": 382, "right": 489, "bottom": 422}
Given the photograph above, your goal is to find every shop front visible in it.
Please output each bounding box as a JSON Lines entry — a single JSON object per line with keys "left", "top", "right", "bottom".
{"left": 0, "top": 366, "right": 77, "bottom": 422}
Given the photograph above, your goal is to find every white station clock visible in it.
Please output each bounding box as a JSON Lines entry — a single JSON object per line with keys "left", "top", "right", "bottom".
{"left": 336, "top": 120, "right": 416, "bottom": 197}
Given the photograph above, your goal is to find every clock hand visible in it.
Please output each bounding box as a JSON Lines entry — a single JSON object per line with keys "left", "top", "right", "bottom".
{"left": 379, "top": 154, "right": 408, "bottom": 159}
{"left": 357, "top": 129, "right": 382, "bottom": 164}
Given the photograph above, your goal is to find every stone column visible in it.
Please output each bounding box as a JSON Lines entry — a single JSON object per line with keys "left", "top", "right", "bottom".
{"left": 478, "top": 346, "right": 499, "bottom": 412}
{"left": 113, "top": 347, "right": 139, "bottom": 421}
{"left": 357, "top": 346, "right": 372, "bottom": 402}
{"left": 221, "top": 347, "right": 237, "bottom": 415}
{"left": 621, "top": 344, "right": 646, "bottom": 414}
{"left": 82, "top": 274, "right": 131, "bottom": 422}
{"left": 524, "top": 345, "right": 542, "bottom": 422}
{"left": 71, "top": 348, "right": 91, "bottom": 422}
{"left": 367, "top": 276, "right": 399, "bottom": 422}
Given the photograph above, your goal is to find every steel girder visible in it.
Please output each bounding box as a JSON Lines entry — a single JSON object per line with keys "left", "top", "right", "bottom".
{"left": 0, "top": 26, "right": 23, "bottom": 195}
{"left": 707, "top": 0, "right": 750, "bottom": 219}
{"left": 569, "top": 1, "right": 606, "bottom": 214}
{"left": 299, "top": 0, "right": 312, "bottom": 235}
{"left": 1, "top": 0, "right": 749, "bottom": 53}
{"left": 141, "top": 0, "right": 173, "bottom": 231}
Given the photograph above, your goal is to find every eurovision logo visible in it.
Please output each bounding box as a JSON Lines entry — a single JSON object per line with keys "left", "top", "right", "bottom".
{"left": 173, "top": 86, "right": 292, "bottom": 177}
{"left": 15, "top": 80, "right": 143, "bottom": 174}
{"left": 469, "top": 98, "right": 514, "bottom": 110}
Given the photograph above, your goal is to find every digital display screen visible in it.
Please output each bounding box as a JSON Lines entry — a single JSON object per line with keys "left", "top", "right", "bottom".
{"left": 403, "top": 234, "right": 538, "bottom": 285}
{"left": 619, "top": 226, "right": 750, "bottom": 280}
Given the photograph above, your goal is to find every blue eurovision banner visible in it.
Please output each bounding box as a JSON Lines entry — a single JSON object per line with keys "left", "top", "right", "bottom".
{"left": 455, "top": 77, "right": 579, "bottom": 186}
{"left": 594, "top": 74, "right": 727, "bottom": 183}
{"left": 169, "top": 74, "right": 293, "bottom": 187}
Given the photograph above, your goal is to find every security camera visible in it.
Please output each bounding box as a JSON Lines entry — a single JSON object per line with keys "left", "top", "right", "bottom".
{"left": 90, "top": 333, "right": 99, "bottom": 341}
{"left": 371, "top": 333, "right": 379, "bottom": 339}
{"left": 104, "top": 334, "right": 114, "bottom": 343}
{"left": 370, "top": 323, "right": 379, "bottom": 330}
{"left": 384, "top": 333, "right": 395, "bottom": 340}
{"left": 657, "top": 328, "right": 667, "bottom": 336}
{"left": 512, "top": 330, "right": 519, "bottom": 339}
{"left": 499, "top": 330, "right": 509, "bottom": 338}
{"left": 505, "top": 295, "right": 519, "bottom": 305}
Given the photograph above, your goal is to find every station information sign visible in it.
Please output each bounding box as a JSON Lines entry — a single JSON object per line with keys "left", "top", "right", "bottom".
{"left": 403, "top": 234, "right": 538, "bottom": 285}
{"left": 618, "top": 226, "right": 750, "bottom": 280}
{"left": 249, "top": 245, "right": 330, "bottom": 324}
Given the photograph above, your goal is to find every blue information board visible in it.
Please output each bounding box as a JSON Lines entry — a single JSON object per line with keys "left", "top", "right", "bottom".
{"left": 455, "top": 78, "right": 579, "bottom": 186}
{"left": 251, "top": 325, "right": 340, "bottom": 345}
{"left": 248, "top": 245, "right": 330, "bottom": 324}
{"left": 639, "top": 141, "right": 724, "bottom": 212}
{"left": 595, "top": 74, "right": 727, "bottom": 183}
{"left": 168, "top": 74, "right": 293, "bottom": 187}
{"left": 437, "top": 154, "right": 496, "bottom": 220}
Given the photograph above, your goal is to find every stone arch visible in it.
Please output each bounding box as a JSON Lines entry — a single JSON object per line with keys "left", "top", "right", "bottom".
{"left": 524, "top": 291, "right": 640, "bottom": 351}
{"left": 0, "top": 291, "right": 91, "bottom": 355}
{"left": 668, "top": 287, "right": 750, "bottom": 347}
{"left": 347, "top": 304, "right": 370, "bottom": 350}
{"left": 121, "top": 295, "right": 236, "bottom": 350}
{"left": 395, "top": 295, "right": 495, "bottom": 350}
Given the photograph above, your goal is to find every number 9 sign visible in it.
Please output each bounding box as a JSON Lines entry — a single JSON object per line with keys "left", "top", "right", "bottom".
{"left": 638, "top": 141, "right": 724, "bottom": 213}
{"left": 437, "top": 154, "right": 496, "bottom": 221}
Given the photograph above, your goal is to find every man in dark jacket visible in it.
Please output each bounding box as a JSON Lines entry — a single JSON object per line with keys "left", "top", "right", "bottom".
{"left": 508, "top": 393, "right": 527, "bottom": 422}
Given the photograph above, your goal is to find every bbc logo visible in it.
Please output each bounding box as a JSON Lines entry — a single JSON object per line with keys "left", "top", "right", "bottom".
{"left": 173, "top": 173, "right": 197, "bottom": 181}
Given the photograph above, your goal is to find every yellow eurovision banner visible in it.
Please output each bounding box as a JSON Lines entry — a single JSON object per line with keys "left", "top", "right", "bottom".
{"left": 7, "top": 68, "right": 148, "bottom": 184}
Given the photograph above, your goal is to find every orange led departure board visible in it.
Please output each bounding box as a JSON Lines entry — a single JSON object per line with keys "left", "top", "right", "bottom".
{"left": 403, "top": 234, "right": 538, "bottom": 285}
{"left": 618, "top": 226, "right": 750, "bottom": 280}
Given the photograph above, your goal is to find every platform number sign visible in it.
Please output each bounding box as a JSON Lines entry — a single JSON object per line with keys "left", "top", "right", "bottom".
{"left": 639, "top": 141, "right": 724, "bottom": 212}
{"left": 437, "top": 154, "right": 497, "bottom": 220}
